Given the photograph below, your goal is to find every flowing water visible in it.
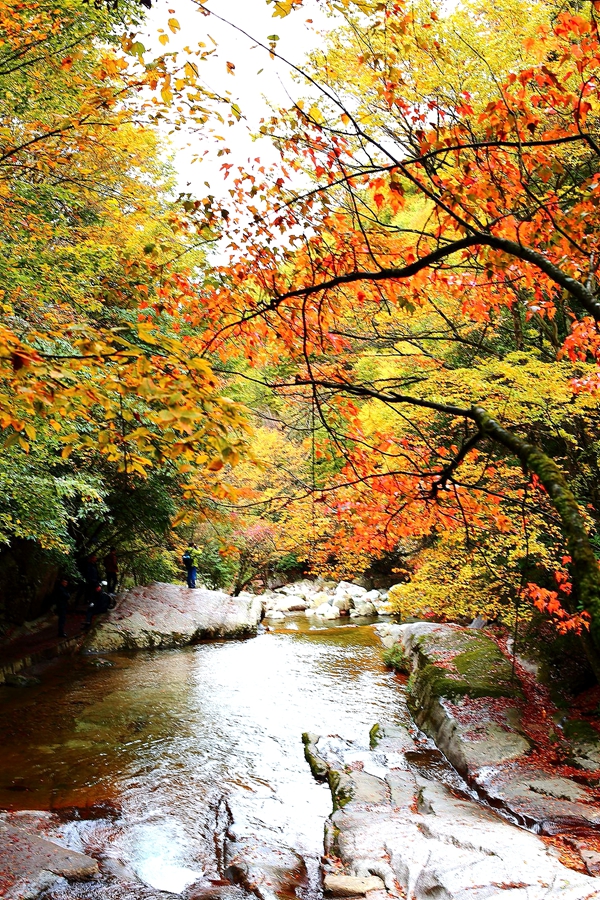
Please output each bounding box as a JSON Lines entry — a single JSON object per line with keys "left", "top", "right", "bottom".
{"left": 0, "top": 618, "right": 414, "bottom": 900}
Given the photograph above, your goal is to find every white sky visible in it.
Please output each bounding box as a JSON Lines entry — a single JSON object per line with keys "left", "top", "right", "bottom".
{"left": 142, "top": 0, "right": 334, "bottom": 196}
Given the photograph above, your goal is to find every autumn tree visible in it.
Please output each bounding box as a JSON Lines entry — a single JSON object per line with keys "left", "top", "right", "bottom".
{"left": 0, "top": 0, "right": 253, "bottom": 609}
{"left": 191, "top": 0, "right": 600, "bottom": 668}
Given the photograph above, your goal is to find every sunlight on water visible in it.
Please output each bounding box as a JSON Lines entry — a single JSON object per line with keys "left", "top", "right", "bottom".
{"left": 0, "top": 618, "right": 409, "bottom": 899}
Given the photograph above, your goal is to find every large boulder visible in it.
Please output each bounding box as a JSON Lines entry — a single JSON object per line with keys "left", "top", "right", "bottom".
{"left": 350, "top": 601, "right": 377, "bottom": 618}
{"left": 332, "top": 596, "right": 353, "bottom": 612}
{"left": 82, "top": 583, "right": 263, "bottom": 652}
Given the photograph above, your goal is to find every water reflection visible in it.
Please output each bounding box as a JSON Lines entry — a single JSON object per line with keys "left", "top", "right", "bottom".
{"left": 0, "top": 618, "right": 409, "bottom": 898}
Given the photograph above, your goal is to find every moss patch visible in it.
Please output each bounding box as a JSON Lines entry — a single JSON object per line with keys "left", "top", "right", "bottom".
{"left": 328, "top": 770, "right": 354, "bottom": 810}
{"left": 563, "top": 719, "right": 600, "bottom": 744}
{"left": 369, "top": 723, "right": 381, "bottom": 749}
{"left": 412, "top": 630, "right": 521, "bottom": 702}
{"left": 302, "top": 732, "right": 329, "bottom": 782}
{"left": 382, "top": 644, "right": 410, "bottom": 674}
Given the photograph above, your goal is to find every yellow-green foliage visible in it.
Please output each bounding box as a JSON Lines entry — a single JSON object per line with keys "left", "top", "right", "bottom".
{"left": 388, "top": 513, "right": 563, "bottom": 627}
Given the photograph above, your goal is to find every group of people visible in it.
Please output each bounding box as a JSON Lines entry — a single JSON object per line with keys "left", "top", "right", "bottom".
{"left": 53, "top": 547, "right": 119, "bottom": 637}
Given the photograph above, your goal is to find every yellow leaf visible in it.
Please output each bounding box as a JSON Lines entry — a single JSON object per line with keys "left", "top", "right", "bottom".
{"left": 168, "top": 17, "right": 180, "bottom": 33}
{"left": 309, "top": 105, "right": 325, "bottom": 125}
{"left": 159, "top": 33, "right": 169, "bottom": 46}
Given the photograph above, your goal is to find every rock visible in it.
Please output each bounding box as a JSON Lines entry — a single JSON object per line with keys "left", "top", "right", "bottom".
{"left": 322, "top": 605, "right": 341, "bottom": 620}
{"left": 280, "top": 596, "right": 309, "bottom": 611}
{"left": 333, "top": 596, "right": 353, "bottom": 612}
{"left": 302, "top": 732, "right": 330, "bottom": 781}
{"left": 265, "top": 610, "right": 285, "bottom": 620}
{"left": 335, "top": 582, "right": 367, "bottom": 599}
{"left": 397, "top": 621, "right": 600, "bottom": 835}
{"left": 0, "top": 823, "right": 98, "bottom": 898}
{"left": 224, "top": 841, "right": 307, "bottom": 900}
{"left": 4, "top": 673, "right": 41, "bottom": 687}
{"left": 481, "top": 766, "right": 600, "bottom": 827}
{"left": 187, "top": 881, "right": 247, "bottom": 900}
{"left": 307, "top": 727, "right": 600, "bottom": 900}
{"left": 323, "top": 875, "right": 385, "bottom": 896}
{"left": 374, "top": 623, "right": 404, "bottom": 648}
{"left": 265, "top": 593, "right": 309, "bottom": 612}
{"left": 83, "top": 583, "right": 263, "bottom": 652}
{"left": 351, "top": 575, "right": 373, "bottom": 590}
{"left": 350, "top": 601, "right": 377, "bottom": 617}
{"left": 313, "top": 602, "right": 333, "bottom": 617}
{"left": 576, "top": 846, "right": 600, "bottom": 876}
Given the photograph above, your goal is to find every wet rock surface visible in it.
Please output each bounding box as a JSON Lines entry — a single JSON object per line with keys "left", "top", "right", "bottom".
{"left": 82, "top": 583, "right": 263, "bottom": 652}
{"left": 378, "top": 621, "right": 600, "bottom": 878}
{"left": 0, "top": 819, "right": 98, "bottom": 899}
{"left": 306, "top": 726, "right": 600, "bottom": 899}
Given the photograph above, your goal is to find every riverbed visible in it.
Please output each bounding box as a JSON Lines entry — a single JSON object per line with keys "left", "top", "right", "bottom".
{"left": 0, "top": 617, "right": 410, "bottom": 899}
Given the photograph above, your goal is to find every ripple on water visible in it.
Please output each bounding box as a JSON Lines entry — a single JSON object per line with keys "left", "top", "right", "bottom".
{"left": 0, "top": 621, "right": 410, "bottom": 899}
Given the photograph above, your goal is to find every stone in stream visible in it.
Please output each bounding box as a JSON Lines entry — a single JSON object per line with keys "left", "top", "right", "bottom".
{"left": 0, "top": 822, "right": 98, "bottom": 899}
{"left": 82, "top": 582, "right": 263, "bottom": 652}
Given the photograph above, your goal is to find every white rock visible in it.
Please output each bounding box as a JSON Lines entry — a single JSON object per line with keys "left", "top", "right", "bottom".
{"left": 321, "top": 605, "right": 341, "bottom": 619}
{"left": 333, "top": 596, "right": 353, "bottom": 612}
{"left": 335, "top": 581, "right": 367, "bottom": 599}
{"left": 266, "top": 610, "right": 285, "bottom": 620}
{"left": 314, "top": 602, "right": 334, "bottom": 617}
{"left": 351, "top": 601, "right": 377, "bottom": 617}
{"left": 83, "top": 584, "right": 263, "bottom": 652}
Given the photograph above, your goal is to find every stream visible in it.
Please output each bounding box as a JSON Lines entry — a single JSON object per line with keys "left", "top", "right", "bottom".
{"left": 0, "top": 617, "right": 415, "bottom": 900}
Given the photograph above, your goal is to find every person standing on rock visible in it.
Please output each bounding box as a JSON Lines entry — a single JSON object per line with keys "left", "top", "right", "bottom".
{"left": 104, "top": 547, "right": 118, "bottom": 594}
{"left": 186, "top": 543, "right": 199, "bottom": 589}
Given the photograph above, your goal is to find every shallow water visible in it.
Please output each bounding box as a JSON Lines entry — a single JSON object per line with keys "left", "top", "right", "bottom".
{"left": 0, "top": 618, "right": 413, "bottom": 899}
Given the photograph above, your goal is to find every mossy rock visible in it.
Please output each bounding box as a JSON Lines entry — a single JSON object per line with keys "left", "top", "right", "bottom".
{"left": 369, "top": 723, "right": 381, "bottom": 749}
{"left": 302, "top": 731, "right": 329, "bottom": 781}
{"left": 382, "top": 643, "right": 410, "bottom": 674}
{"left": 562, "top": 719, "right": 600, "bottom": 744}
{"left": 412, "top": 629, "right": 521, "bottom": 703}
{"left": 327, "top": 770, "right": 354, "bottom": 810}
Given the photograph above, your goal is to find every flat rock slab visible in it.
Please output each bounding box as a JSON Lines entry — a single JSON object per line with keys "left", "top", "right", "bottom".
{"left": 83, "top": 583, "right": 263, "bottom": 652}
{"left": 0, "top": 823, "right": 97, "bottom": 898}
{"left": 309, "top": 727, "right": 600, "bottom": 899}
{"left": 324, "top": 875, "right": 385, "bottom": 896}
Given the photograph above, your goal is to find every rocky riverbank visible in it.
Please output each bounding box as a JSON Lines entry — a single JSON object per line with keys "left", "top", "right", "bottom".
{"left": 377, "top": 621, "right": 600, "bottom": 879}
{"left": 0, "top": 813, "right": 98, "bottom": 899}
{"left": 304, "top": 725, "right": 600, "bottom": 899}
{"left": 262, "top": 579, "right": 393, "bottom": 620}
